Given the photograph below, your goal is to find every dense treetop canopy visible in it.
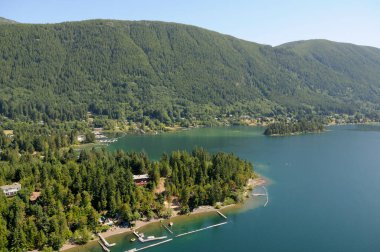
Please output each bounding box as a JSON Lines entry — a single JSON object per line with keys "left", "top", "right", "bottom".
{"left": 0, "top": 19, "right": 379, "bottom": 122}
{"left": 0, "top": 122, "right": 254, "bottom": 250}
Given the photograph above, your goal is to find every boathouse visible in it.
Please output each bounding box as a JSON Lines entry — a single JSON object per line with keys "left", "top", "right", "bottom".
{"left": 1, "top": 183, "right": 21, "bottom": 197}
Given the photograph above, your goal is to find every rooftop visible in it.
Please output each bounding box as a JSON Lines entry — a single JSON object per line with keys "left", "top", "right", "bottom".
{"left": 0, "top": 182, "right": 21, "bottom": 190}
{"left": 3, "top": 130, "right": 13, "bottom": 136}
{"left": 133, "top": 174, "right": 149, "bottom": 180}
{"left": 30, "top": 191, "right": 41, "bottom": 201}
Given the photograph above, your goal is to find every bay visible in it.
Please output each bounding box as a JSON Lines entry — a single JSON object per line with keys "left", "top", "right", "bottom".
{"left": 70, "top": 125, "right": 380, "bottom": 252}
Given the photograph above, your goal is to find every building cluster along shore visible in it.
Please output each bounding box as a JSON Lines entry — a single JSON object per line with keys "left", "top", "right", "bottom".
{"left": 59, "top": 177, "right": 266, "bottom": 251}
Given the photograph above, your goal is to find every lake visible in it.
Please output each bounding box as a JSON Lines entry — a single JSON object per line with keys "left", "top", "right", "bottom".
{"left": 69, "top": 125, "right": 380, "bottom": 252}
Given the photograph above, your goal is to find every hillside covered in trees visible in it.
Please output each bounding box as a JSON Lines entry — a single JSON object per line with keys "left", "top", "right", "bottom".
{"left": 0, "top": 120, "right": 254, "bottom": 251}
{"left": 0, "top": 120, "right": 254, "bottom": 250}
{"left": 264, "top": 119, "right": 324, "bottom": 136}
{"left": 0, "top": 19, "right": 380, "bottom": 124}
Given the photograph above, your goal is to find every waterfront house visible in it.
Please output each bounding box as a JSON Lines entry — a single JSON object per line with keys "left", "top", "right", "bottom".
{"left": 1, "top": 183, "right": 21, "bottom": 197}
{"left": 133, "top": 174, "right": 149, "bottom": 186}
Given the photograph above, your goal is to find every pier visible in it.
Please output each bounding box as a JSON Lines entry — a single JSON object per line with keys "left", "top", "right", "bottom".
{"left": 98, "top": 233, "right": 116, "bottom": 247}
{"left": 216, "top": 210, "right": 227, "bottom": 219}
{"left": 126, "top": 239, "right": 173, "bottom": 252}
{"left": 263, "top": 186, "right": 269, "bottom": 207}
{"left": 162, "top": 224, "right": 173, "bottom": 234}
{"left": 133, "top": 231, "right": 167, "bottom": 243}
{"left": 98, "top": 241, "right": 110, "bottom": 252}
{"left": 175, "top": 222, "right": 228, "bottom": 238}
{"left": 252, "top": 186, "right": 269, "bottom": 207}
{"left": 252, "top": 193, "right": 266, "bottom": 196}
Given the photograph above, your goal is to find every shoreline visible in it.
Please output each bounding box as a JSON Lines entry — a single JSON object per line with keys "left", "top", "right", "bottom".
{"left": 71, "top": 122, "right": 380, "bottom": 152}
{"left": 60, "top": 177, "right": 266, "bottom": 252}
{"left": 95, "top": 121, "right": 380, "bottom": 139}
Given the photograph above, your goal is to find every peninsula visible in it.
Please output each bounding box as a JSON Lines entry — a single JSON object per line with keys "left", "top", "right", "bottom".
{"left": 0, "top": 125, "right": 258, "bottom": 252}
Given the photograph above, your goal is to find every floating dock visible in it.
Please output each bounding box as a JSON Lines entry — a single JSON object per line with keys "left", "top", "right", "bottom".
{"left": 98, "top": 241, "right": 110, "bottom": 252}
{"left": 126, "top": 239, "right": 173, "bottom": 252}
{"left": 216, "top": 210, "right": 227, "bottom": 219}
{"left": 175, "top": 222, "right": 228, "bottom": 238}
{"left": 133, "top": 231, "right": 167, "bottom": 243}
{"left": 98, "top": 233, "right": 116, "bottom": 247}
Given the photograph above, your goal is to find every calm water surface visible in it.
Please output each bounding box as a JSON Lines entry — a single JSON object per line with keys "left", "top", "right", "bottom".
{"left": 70, "top": 125, "right": 380, "bottom": 252}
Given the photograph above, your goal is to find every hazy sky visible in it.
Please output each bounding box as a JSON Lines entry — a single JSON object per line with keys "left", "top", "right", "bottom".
{"left": 1, "top": 0, "right": 379, "bottom": 48}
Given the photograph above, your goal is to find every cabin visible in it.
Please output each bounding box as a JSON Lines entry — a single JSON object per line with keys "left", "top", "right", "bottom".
{"left": 133, "top": 174, "right": 149, "bottom": 186}
{"left": 1, "top": 183, "right": 21, "bottom": 197}
{"left": 99, "top": 217, "right": 115, "bottom": 226}
{"left": 30, "top": 191, "right": 41, "bottom": 202}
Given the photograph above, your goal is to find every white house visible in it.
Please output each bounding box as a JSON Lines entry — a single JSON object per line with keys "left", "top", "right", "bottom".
{"left": 133, "top": 174, "right": 149, "bottom": 186}
{"left": 0, "top": 183, "right": 21, "bottom": 197}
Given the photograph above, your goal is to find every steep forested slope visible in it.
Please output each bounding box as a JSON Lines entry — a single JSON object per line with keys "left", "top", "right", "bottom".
{"left": 0, "top": 19, "right": 379, "bottom": 122}
{"left": 279, "top": 40, "right": 380, "bottom": 105}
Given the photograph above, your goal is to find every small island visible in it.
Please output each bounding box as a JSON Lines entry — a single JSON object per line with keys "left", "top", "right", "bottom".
{"left": 264, "top": 120, "right": 325, "bottom": 136}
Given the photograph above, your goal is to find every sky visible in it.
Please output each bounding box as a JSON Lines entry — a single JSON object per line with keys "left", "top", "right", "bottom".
{"left": 1, "top": 0, "right": 380, "bottom": 48}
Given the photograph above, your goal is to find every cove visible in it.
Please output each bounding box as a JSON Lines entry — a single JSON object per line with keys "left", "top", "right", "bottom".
{"left": 70, "top": 125, "right": 380, "bottom": 252}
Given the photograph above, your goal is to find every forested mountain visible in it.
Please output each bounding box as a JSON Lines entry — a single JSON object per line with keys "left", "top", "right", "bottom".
{"left": 0, "top": 17, "right": 17, "bottom": 24}
{"left": 0, "top": 19, "right": 379, "bottom": 123}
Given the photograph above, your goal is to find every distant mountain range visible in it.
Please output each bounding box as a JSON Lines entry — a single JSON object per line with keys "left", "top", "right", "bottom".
{"left": 0, "top": 18, "right": 379, "bottom": 122}
{"left": 0, "top": 17, "right": 18, "bottom": 24}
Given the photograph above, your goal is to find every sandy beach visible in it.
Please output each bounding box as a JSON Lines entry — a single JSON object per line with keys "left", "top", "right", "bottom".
{"left": 60, "top": 177, "right": 266, "bottom": 251}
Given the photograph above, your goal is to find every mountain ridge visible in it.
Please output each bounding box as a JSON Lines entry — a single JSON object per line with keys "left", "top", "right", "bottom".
{"left": 0, "top": 19, "right": 379, "bottom": 122}
{"left": 3, "top": 17, "right": 379, "bottom": 49}
{"left": 0, "top": 17, "right": 18, "bottom": 24}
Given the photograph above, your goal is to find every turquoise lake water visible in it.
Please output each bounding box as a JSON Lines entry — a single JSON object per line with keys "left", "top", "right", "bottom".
{"left": 69, "top": 125, "right": 380, "bottom": 252}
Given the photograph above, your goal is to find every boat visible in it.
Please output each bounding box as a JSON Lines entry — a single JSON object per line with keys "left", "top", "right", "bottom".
{"left": 169, "top": 222, "right": 174, "bottom": 227}
{"left": 130, "top": 238, "right": 136, "bottom": 242}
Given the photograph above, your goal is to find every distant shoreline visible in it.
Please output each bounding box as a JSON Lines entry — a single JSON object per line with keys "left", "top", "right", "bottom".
{"left": 60, "top": 177, "right": 266, "bottom": 252}
{"left": 98, "top": 121, "right": 380, "bottom": 138}
{"left": 71, "top": 122, "right": 380, "bottom": 152}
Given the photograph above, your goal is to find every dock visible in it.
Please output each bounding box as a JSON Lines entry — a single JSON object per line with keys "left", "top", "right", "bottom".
{"left": 216, "top": 210, "right": 227, "bottom": 219}
{"left": 98, "top": 241, "right": 110, "bottom": 252}
{"left": 263, "top": 186, "right": 269, "bottom": 207}
{"left": 162, "top": 224, "right": 173, "bottom": 234}
{"left": 252, "top": 193, "right": 266, "bottom": 196}
{"left": 175, "top": 222, "right": 228, "bottom": 238}
{"left": 98, "top": 233, "right": 116, "bottom": 247}
{"left": 126, "top": 239, "right": 173, "bottom": 252}
{"left": 133, "top": 231, "right": 167, "bottom": 243}
{"left": 252, "top": 186, "right": 269, "bottom": 207}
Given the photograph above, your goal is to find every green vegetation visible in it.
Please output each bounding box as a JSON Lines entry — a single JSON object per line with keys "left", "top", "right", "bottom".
{"left": 0, "top": 18, "right": 379, "bottom": 251}
{"left": 0, "top": 122, "right": 254, "bottom": 251}
{"left": 0, "top": 20, "right": 379, "bottom": 125}
{"left": 163, "top": 149, "right": 254, "bottom": 214}
{"left": 264, "top": 119, "right": 324, "bottom": 136}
